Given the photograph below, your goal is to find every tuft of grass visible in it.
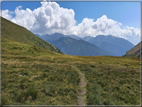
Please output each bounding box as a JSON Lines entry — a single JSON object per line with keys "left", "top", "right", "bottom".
{"left": 17, "top": 87, "right": 38, "bottom": 102}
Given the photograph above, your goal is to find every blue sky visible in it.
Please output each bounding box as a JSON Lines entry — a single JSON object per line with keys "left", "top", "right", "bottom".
{"left": 1, "top": 1, "right": 141, "bottom": 45}
{"left": 58, "top": 2, "right": 140, "bottom": 28}
{"left": 2, "top": 1, "right": 140, "bottom": 28}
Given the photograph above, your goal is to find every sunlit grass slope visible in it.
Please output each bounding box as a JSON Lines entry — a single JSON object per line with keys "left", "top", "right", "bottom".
{"left": 1, "top": 17, "right": 140, "bottom": 105}
{"left": 1, "top": 17, "right": 61, "bottom": 53}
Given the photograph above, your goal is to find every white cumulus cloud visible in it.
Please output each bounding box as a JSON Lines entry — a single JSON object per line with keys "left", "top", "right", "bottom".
{"left": 3, "top": 2, "right": 76, "bottom": 35}
{"left": 1, "top": 9, "right": 13, "bottom": 20}
{"left": 74, "top": 15, "right": 140, "bottom": 40}
{"left": 11, "top": 6, "right": 35, "bottom": 30}
{"left": 1, "top": 2, "right": 140, "bottom": 44}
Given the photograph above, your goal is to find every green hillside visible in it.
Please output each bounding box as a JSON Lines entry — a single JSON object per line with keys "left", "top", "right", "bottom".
{"left": 1, "top": 17, "right": 140, "bottom": 105}
{"left": 1, "top": 17, "right": 61, "bottom": 53}
{"left": 125, "top": 41, "right": 142, "bottom": 57}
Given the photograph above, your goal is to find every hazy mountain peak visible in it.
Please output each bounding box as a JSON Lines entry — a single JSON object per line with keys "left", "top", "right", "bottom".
{"left": 83, "top": 35, "right": 134, "bottom": 56}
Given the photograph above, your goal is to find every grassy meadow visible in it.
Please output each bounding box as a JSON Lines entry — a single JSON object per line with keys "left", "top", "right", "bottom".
{"left": 1, "top": 39, "right": 140, "bottom": 105}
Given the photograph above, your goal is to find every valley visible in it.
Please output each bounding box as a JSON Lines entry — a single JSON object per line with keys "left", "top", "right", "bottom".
{"left": 1, "top": 17, "right": 141, "bottom": 105}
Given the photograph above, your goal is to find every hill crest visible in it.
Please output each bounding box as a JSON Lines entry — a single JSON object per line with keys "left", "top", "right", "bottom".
{"left": 1, "top": 17, "right": 61, "bottom": 53}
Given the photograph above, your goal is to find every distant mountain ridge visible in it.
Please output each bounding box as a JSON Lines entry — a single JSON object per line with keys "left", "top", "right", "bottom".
{"left": 83, "top": 35, "right": 134, "bottom": 56}
{"left": 37, "top": 33, "right": 81, "bottom": 44}
{"left": 52, "top": 37, "right": 112, "bottom": 56}
{"left": 125, "top": 41, "right": 142, "bottom": 57}
{"left": 37, "top": 33, "right": 112, "bottom": 56}
{"left": 36, "top": 33, "right": 134, "bottom": 56}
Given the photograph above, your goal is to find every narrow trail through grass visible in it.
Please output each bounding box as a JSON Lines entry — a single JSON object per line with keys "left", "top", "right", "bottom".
{"left": 77, "top": 71, "right": 87, "bottom": 106}
{"left": 72, "top": 66, "right": 87, "bottom": 106}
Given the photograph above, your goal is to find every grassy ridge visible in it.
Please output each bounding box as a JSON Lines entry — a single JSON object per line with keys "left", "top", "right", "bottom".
{"left": 1, "top": 17, "right": 61, "bottom": 53}
{"left": 125, "top": 41, "right": 142, "bottom": 57}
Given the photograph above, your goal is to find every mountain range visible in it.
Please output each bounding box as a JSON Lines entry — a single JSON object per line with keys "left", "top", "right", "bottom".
{"left": 37, "top": 33, "right": 134, "bottom": 56}
{"left": 37, "top": 33, "right": 112, "bottom": 56}
{"left": 83, "top": 35, "right": 134, "bottom": 56}
{"left": 52, "top": 37, "right": 112, "bottom": 56}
